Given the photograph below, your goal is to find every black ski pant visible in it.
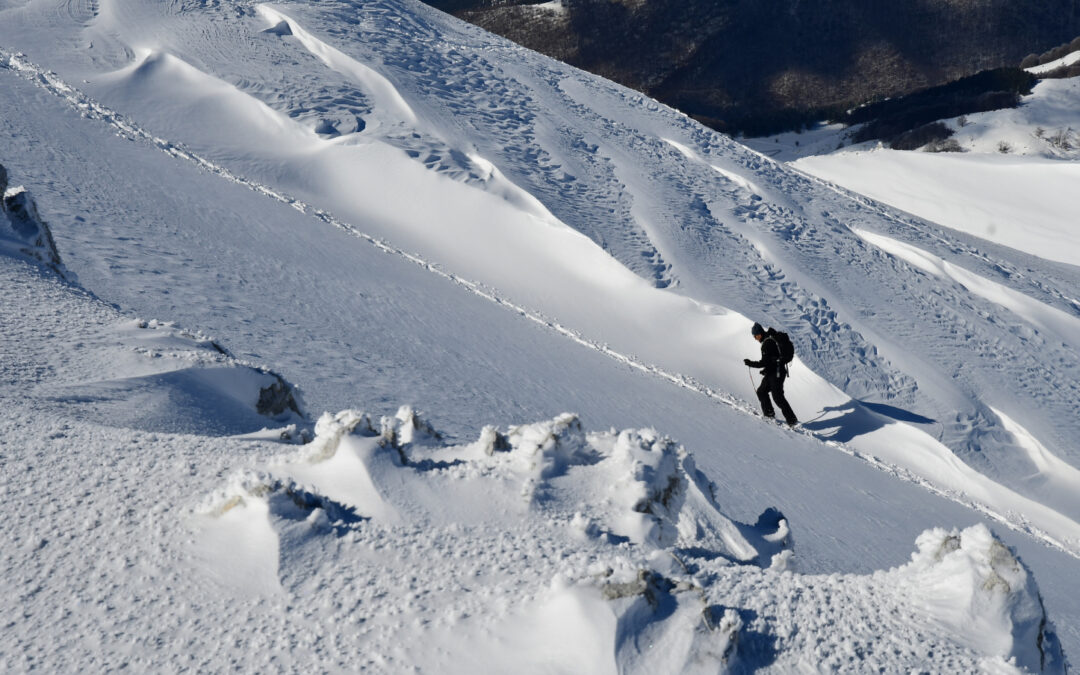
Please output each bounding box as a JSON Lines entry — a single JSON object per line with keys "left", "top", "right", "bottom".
{"left": 757, "top": 372, "right": 797, "bottom": 424}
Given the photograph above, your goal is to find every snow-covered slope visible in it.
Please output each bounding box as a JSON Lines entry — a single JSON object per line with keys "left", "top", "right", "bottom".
{"left": 1028, "top": 50, "right": 1080, "bottom": 75}
{"left": 0, "top": 243, "right": 1065, "bottom": 670}
{"left": 1, "top": 0, "right": 1078, "bottom": 670}
{"left": 944, "top": 78, "right": 1080, "bottom": 159}
{"left": 789, "top": 76, "right": 1080, "bottom": 265}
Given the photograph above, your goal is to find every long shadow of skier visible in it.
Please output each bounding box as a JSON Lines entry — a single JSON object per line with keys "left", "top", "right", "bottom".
{"left": 801, "top": 400, "right": 935, "bottom": 444}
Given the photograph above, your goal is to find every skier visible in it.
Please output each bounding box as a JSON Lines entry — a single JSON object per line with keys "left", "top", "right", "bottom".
{"left": 743, "top": 322, "right": 798, "bottom": 426}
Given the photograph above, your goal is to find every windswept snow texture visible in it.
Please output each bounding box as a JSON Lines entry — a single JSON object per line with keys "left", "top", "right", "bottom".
{"left": 188, "top": 408, "right": 1063, "bottom": 673}
{"left": 0, "top": 0, "right": 1079, "bottom": 669}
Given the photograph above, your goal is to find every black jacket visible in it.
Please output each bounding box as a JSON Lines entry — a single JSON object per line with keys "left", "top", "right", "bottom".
{"left": 746, "top": 332, "right": 784, "bottom": 377}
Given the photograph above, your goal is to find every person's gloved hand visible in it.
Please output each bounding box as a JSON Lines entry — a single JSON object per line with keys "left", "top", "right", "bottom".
{"left": 743, "top": 359, "right": 753, "bottom": 366}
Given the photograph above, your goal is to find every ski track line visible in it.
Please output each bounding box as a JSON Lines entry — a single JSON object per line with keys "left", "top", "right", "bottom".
{"left": 4, "top": 47, "right": 1079, "bottom": 562}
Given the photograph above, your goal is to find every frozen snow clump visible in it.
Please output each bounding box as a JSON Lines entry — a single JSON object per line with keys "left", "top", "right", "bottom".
{"left": 902, "top": 524, "right": 1064, "bottom": 672}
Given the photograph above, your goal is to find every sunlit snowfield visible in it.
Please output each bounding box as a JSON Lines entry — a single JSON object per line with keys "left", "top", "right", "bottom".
{"left": 1, "top": 0, "right": 1078, "bottom": 670}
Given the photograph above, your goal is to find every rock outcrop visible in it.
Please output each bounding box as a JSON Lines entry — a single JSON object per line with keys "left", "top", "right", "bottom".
{"left": 0, "top": 163, "right": 64, "bottom": 271}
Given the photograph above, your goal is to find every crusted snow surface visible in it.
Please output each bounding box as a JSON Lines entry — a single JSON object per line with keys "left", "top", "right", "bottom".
{"left": 186, "top": 408, "right": 1064, "bottom": 673}
{"left": 2, "top": 248, "right": 1060, "bottom": 670}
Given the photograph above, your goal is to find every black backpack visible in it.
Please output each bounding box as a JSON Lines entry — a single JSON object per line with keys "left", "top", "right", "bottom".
{"left": 769, "top": 329, "right": 795, "bottom": 365}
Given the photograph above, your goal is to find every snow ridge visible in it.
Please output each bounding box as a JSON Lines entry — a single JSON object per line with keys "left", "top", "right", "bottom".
{"left": 254, "top": 5, "right": 417, "bottom": 126}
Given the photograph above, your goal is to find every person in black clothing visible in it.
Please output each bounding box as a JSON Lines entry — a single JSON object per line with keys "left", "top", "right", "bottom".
{"left": 743, "top": 322, "right": 798, "bottom": 426}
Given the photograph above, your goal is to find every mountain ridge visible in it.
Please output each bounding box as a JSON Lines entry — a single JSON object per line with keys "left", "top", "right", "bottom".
{"left": 426, "top": 0, "right": 1080, "bottom": 134}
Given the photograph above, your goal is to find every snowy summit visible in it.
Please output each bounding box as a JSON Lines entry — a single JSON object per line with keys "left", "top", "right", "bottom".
{"left": 0, "top": 0, "right": 1077, "bottom": 672}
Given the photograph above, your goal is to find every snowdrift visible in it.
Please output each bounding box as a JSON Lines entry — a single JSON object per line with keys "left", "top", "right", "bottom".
{"left": 0, "top": 163, "right": 305, "bottom": 436}
{"left": 903, "top": 526, "right": 1059, "bottom": 672}
{"left": 39, "top": 317, "right": 307, "bottom": 436}
{"left": 195, "top": 408, "right": 1065, "bottom": 673}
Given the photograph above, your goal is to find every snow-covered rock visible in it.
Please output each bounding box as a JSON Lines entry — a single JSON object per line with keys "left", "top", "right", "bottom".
{"left": 901, "top": 524, "right": 1063, "bottom": 672}
{"left": 0, "top": 172, "right": 63, "bottom": 272}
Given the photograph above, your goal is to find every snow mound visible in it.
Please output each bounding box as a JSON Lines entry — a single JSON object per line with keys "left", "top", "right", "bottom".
{"left": 265, "top": 408, "right": 785, "bottom": 561}
{"left": 191, "top": 410, "right": 1063, "bottom": 672}
{"left": 0, "top": 164, "right": 64, "bottom": 273}
{"left": 193, "top": 410, "right": 790, "bottom": 670}
{"left": 39, "top": 317, "right": 306, "bottom": 435}
{"left": 901, "top": 524, "right": 1065, "bottom": 673}
{"left": 503, "top": 413, "right": 593, "bottom": 484}
{"left": 202, "top": 471, "right": 363, "bottom": 528}
{"left": 193, "top": 471, "right": 363, "bottom": 597}
{"left": 590, "top": 426, "right": 784, "bottom": 564}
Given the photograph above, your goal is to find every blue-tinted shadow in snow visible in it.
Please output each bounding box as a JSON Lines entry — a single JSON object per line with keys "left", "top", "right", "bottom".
{"left": 801, "top": 400, "right": 935, "bottom": 443}
{"left": 677, "top": 507, "right": 789, "bottom": 568}
{"left": 43, "top": 367, "right": 300, "bottom": 437}
{"left": 267, "top": 484, "right": 366, "bottom": 590}
{"left": 704, "top": 607, "right": 778, "bottom": 672}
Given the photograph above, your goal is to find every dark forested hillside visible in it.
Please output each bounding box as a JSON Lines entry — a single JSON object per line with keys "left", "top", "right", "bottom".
{"left": 423, "top": 0, "right": 1080, "bottom": 135}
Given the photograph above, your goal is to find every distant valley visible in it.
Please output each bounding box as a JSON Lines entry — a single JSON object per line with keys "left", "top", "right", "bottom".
{"left": 424, "top": 0, "right": 1080, "bottom": 135}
